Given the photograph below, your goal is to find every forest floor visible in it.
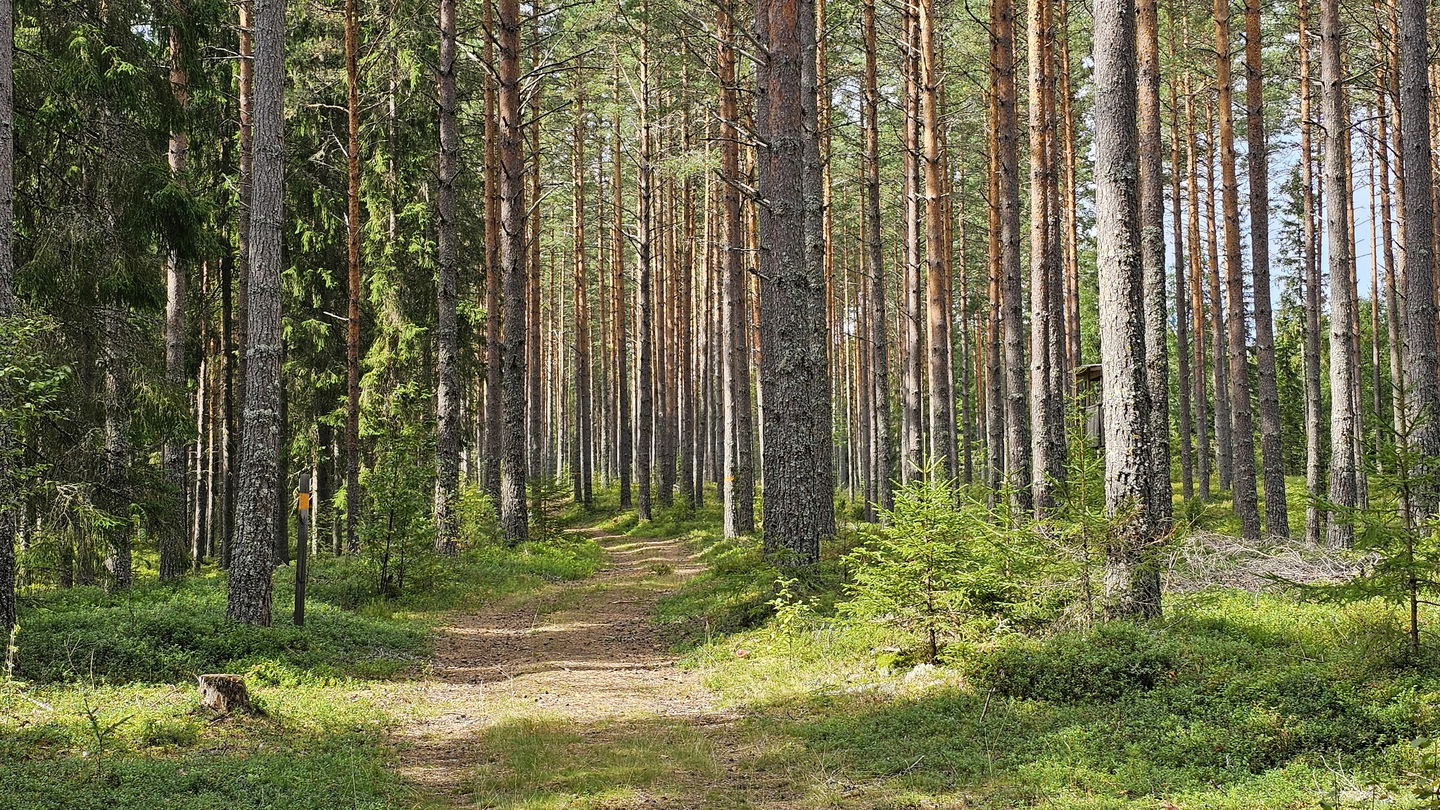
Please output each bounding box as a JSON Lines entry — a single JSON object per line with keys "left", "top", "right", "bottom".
{"left": 391, "top": 529, "right": 797, "bottom": 809}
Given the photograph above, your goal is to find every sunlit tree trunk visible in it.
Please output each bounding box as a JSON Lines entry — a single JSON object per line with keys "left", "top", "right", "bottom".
{"left": 1138, "top": 0, "right": 1170, "bottom": 528}
{"left": 434, "top": 0, "right": 461, "bottom": 552}
{"left": 1094, "top": 0, "right": 1161, "bottom": 619}
{"left": 162, "top": 13, "right": 192, "bottom": 579}
{"left": 755, "top": 0, "right": 834, "bottom": 562}
{"left": 861, "top": 0, "right": 891, "bottom": 516}
{"left": 228, "top": 0, "right": 285, "bottom": 625}
{"left": 497, "top": 0, "right": 530, "bottom": 541}
{"left": 1298, "top": 0, "right": 1324, "bottom": 545}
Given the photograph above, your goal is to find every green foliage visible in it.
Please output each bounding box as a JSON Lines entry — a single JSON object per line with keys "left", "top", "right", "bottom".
{"left": 527, "top": 476, "right": 571, "bottom": 544}
{"left": 839, "top": 476, "right": 1033, "bottom": 662}
{"left": 356, "top": 394, "right": 439, "bottom": 600}
{"left": 13, "top": 578, "right": 427, "bottom": 685}
{"left": 965, "top": 622, "right": 1180, "bottom": 702}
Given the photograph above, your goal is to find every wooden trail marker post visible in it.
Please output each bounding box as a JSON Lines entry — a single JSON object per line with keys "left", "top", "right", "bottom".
{"left": 295, "top": 471, "right": 311, "bottom": 626}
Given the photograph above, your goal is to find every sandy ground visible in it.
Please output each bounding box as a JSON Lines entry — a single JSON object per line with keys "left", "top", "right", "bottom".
{"left": 393, "top": 531, "right": 752, "bottom": 808}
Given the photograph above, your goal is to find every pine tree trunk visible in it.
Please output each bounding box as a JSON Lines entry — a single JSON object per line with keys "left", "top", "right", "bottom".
{"left": 1028, "top": 0, "right": 1063, "bottom": 511}
{"left": 0, "top": 0, "right": 14, "bottom": 634}
{"left": 994, "top": 0, "right": 1030, "bottom": 513}
{"left": 1298, "top": 0, "right": 1324, "bottom": 545}
{"left": 900, "top": 5, "right": 925, "bottom": 484}
{"left": 920, "top": 0, "right": 956, "bottom": 485}
{"left": 719, "top": 10, "right": 754, "bottom": 535}
{"left": 483, "top": 0, "right": 503, "bottom": 502}
{"left": 227, "top": 0, "right": 285, "bottom": 625}
{"left": 1215, "top": 0, "right": 1261, "bottom": 541}
{"left": 1093, "top": 0, "right": 1161, "bottom": 619}
{"left": 611, "top": 71, "right": 632, "bottom": 509}
{"left": 1244, "top": 0, "right": 1287, "bottom": 538}
{"left": 434, "top": 0, "right": 461, "bottom": 553}
{"left": 1171, "top": 79, "right": 1194, "bottom": 502}
{"left": 636, "top": 4, "right": 655, "bottom": 522}
{"left": 1319, "top": 0, "right": 1358, "bottom": 546}
{"left": 572, "top": 73, "right": 594, "bottom": 508}
{"left": 343, "top": 0, "right": 362, "bottom": 554}
{"left": 497, "top": 0, "right": 530, "bottom": 542}
{"left": 861, "top": 0, "right": 891, "bottom": 516}
{"left": 1398, "top": 0, "right": 1440, "bottom": 519}
{"left": 755, "top": 0, "right": 834, "bottom": 563}
{"left": 1184, "top": 74, "right": 1212, "bottom": 501}
{"left": 1203, "top": 105, "right": 1233, "bottom": 491}
{"left": 161, "top": 17, "right": 191, "bottom": 580}
{"left": 1138, "top": 0, "right": 1170, "bottom": 528}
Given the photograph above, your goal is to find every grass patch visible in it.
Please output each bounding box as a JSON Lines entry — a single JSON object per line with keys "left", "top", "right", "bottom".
{"left": 662, "top": 521, "right": 1440, "bottom": 807}
{"left": 3, "top": 525, "right": 601, "bottom": 808}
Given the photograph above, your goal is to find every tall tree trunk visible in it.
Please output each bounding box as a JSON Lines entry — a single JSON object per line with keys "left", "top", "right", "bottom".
{"left": 995, "top": 0, "right": 1030, "bottom": 513}
{"left": 497, "top": 0, "right": 530, "bottom": 541}
{"left": 1398, "top": 0, "right": 1440, "bottom": 520}
{"left": 900, "top": 4, "right": 924, "bottom": 483}
{"left": 755, "top": 0, "right": 833, "bottom": 563}
{"left": 860, "top": 0, "right": 891, "bottom": 516}
{"left": 1028, "top": 0, "right": 1063, "bottom": 510}
{"left": 611, "top": 65, "right": 632, "bottom": 509}
{"left": 343, "top": 0, "right": 362, "bottom": 553}
{"left": 1138, "top": 0, "right": 1170, "bottom": 528}
{"left": 1203, "top": 105, "right": 1233, "bottom": 490}
{"left": 1319, "top": 0, "right": 1358, "bottom": 546}
{"left": 1058, "top": 0, "right": 1082, "bottom": 382}
{"left": 483, "top": 0, "right": 502, "bottom": 501}
{"left": 227, "top": 0, "right": 285, "bottom": 625}
{"left": 636, "top": 3, "right": 656, "bottom": 522}
{"left": 0, "top": 0, "right": 15, "bottom": 634}
{"left": 1094, "top": 0, "right": 1161, "bottom": 618}
{"left": 1171, "top": 78, "right": 1194, "bottom": 502}
{"left": 161, "top": 15, "right": 191, "bottom": 580}
{"left": 1215, "top": 0, "right": 1261, "bottom": 540}
{"left": 434, "top": 0, "right": 461, "bottom": 552}
{"left": 1298, "top": 0, "right": 1324, "bottom": 545}
{"left": 1244, "top": 0, "right": 1287, "bottom": 538}
{"left": 921, "top": 0, "right": 956, "bottom": 485}
{"left": 985, "top": 27, "right": 1006, "bottom": 499}
{"left": 1184, "top": 73, "right": 1212, "bottom": 501}
{"left": 572, "top": 72, "right": 594, "bottom": 508}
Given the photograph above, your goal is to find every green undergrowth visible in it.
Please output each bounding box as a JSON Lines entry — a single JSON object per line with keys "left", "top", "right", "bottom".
{"left": 662, "top": 524, "right": 1440, "bottom": 808}
{"left": 2, "top": 502, "right": 601, "bottom": 809}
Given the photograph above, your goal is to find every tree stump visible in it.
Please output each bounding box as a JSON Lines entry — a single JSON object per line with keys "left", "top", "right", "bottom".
{"left": 197, "top": 674, "right": 252, "bottom": 714}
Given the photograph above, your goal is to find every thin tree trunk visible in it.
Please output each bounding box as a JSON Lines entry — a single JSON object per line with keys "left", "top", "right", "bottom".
{"left": 860, "top": 0, "right": 891, "bottom": 516}
{"left": 1215, "top": 0, "right": 1260, "bottom": 541}
{"left": 636, "top": 2, "right": 656, "bottom": 522}
{"left": 572, "top": 72, "right": 594, "bottom": 508}
{"left": 1298, "top": 0, "right": 1324, "bottom": 545}
{"left": 344, "top": 0, "right": 362, "bottom": 553}
{"left": 921, "top": 0, "right": 956, "bottom": 485}
{"left": 1204, "top": 105, "right": 1233, "bottom": 491}
{"left": 1171, "top": 77, "right": 1194, "bottom": 501}
{"left": 901, "top": 4, "right": 924, "bottom": 483}
{"left": 434, "top": 0, "right": 461, "bottom": 552}
{"left": 612, "top": 65, "right": 632, "bottom": 508}
{"left": 161, "top": 15, "right": 191, "bottom": 580}
{"left": 1244, "top": 0, "right": 1287, "bottom": 538}
{"left": 0, "top": 0, "right": 15, "bottom": 634}
{"left": 1319, "top": 0, "right": 1358, "bottom": 546}
{"left": 1184, "top": 72, "right": 1212, "bottom": 501}
{"left": 995, "top": 0, "right": 1030, "bottom": 513}
{"left": 483, "top": 0, "right": 503, "bottom": 501}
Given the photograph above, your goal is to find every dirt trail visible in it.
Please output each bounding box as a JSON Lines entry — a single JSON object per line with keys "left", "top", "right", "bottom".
{"left": 395, "top": 531, "right": 741, "bottom": 807}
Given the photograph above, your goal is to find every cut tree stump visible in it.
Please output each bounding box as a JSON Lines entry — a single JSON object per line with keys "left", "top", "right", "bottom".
{"left": 197, "top": 674, "right": 252, "bottom": 714}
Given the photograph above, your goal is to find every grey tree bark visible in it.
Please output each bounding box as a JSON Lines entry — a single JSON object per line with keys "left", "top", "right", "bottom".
{"left": 1138, "top": 0, "right": 1170, "bottom": 528}
{"left": 1244, "top": 0, "right": 1288, "bottom": 538}
{"left": 1093, "top": 0, "right": 1161, "bottom": 619}
{"left": 1398, "top": 0, "right": 1440, "bottom": 520}
{"left": 755, "top": 0, "right": 834, "bottom": 564}
{"left": 1319, "top": 0, "right": 1357, "bottom": 547}
{"left": 227, "top": 0, "right": 285, "bottom": 625}
{"left": 1215, "top": 0, "right": 1261, "bottom": 541}
{"left": 161, "top": 16, "right": 191, "bottom": 581}
{"left": 0, "top": 0, "right": 14, "bottom": 635}
{"left": 434, "top": 0, "right": 461, "bottom": 553}
{"left": 861, "top": 0, "right": 892, "bottom": 516}
{"left": 719, "top": 8, "right": 755, "bottom": 536}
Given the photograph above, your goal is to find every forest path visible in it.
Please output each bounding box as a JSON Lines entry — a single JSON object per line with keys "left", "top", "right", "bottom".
{"left": 393, "top": 529, "right": 778, "bottom": 809}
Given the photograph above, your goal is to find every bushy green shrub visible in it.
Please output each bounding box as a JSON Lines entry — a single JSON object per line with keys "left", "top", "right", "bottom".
{"left": 839, "top": 475, "right": 1031, "bottom": 662}
{"left": 966, "top": 621, "right": 1179, "bottom": 702}
{"left": 12, "top": 579, "right": 427, "bottom": 684}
